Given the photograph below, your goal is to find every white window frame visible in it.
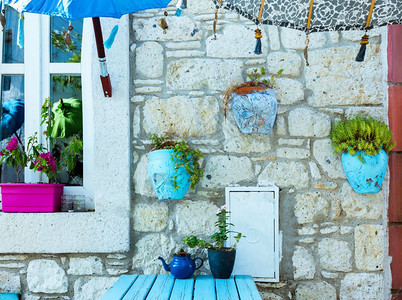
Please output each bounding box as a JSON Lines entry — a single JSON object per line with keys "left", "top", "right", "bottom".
{"left": 0, "top": 16, "right": 130, "bottom": 254}
{"left": 0, "top": 13, "right": 94, "bottom": 203}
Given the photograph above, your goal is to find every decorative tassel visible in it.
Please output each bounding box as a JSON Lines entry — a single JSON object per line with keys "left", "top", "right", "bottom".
{"left": 254, "top": 28, "right": 262, "bottom": 55}
{"left": 17, "top": 14, "right": 23, "bottom": 49}
{"left": 304, "top": 34, "right": 310, "bottom": 66}
{"left": 355, "top": 34, "right": 369, "bottom": 62}
{"left": 1, "top": 8, "right": 6, "bottom": 31}
{"left": 213, "top": 8, "right": 219, "bottom": 40}
{"left": 158, "top": 10, "right": 168, "bottom": 34}
{"left": 104, "top": 24, "right": 119, "bottom": 49}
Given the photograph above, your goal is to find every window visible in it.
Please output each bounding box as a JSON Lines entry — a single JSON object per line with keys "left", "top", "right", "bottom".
{"left": 0, "top": 10, "right": 93, "bottom": 208}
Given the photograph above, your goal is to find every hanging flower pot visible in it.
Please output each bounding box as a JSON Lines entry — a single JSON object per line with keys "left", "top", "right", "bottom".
{"left": 231, "top": 86, "right": 277, "bottom": 134}
{"left": 341, "top": 150, "right": 388, "bottom": 193}
{"left": 0, "top": 183, "right": 64, "bottom": 212}
{"left": 148, "top": 149, "right": 191, "bottom": 200}
{"left": 147, "top": 135, "right": 203, "bottom": 201}
{"left": 330, "top": 115, "right": 395, "bottom": 194}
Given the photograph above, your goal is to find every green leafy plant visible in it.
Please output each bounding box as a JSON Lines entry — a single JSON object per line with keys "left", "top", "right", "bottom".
{"left": 330, "top": 115, "right": 395, "bottom": 162}
{"left": 149, "top": 134, "right": 203, "bottom": 190}
{"left": 182, "top": 206, "right": 244, "bottom": 251}
{"left": 223, "top": 67, "right": 283, "bottom": 117}
{"left": 0, "top": 98, "right": 83, "bottom": 183}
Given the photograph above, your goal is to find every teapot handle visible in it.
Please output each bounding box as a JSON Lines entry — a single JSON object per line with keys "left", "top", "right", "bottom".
{"left": 193, "top": 257, "right": 204, "bottom": 270}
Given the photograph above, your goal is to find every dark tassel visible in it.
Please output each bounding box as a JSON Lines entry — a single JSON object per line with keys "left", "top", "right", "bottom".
{"left": 1, "top": 8, "right": 6, "bottom": 31}
{"left": 355, "top": 34, "right": 369, "bottom": 62}
{"left": 254, "top": 28, "right": 262, "bottom": 55}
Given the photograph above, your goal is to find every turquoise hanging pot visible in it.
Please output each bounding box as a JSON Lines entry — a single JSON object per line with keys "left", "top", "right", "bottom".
{"left": 147, "top": 149, "right": 191, "bottom": 200}
{"left": 341, "top": 149, "right": 388, "bottom": 193}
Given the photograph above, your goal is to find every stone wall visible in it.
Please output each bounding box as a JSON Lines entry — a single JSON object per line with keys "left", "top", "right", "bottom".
{"left": 0, "top": 1, "right": 390, "bottom": 299}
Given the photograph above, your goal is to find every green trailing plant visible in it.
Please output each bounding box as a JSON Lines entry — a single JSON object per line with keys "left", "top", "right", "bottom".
{"left": 223, "top": 67, "right": 283, "bottom": 117}
{"left": 182, "top": 206, "right": 244, "bottom": 251}
{"left": 149, "top": 134, "right": 203, "bottom": 190}
{"left": 330, "top": 115, "right": 395, "bottom": 162}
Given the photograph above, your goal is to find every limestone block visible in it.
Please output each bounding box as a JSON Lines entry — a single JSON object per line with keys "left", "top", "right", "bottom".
{"left": 295, "top": 281, "right": 336, "bottom": 300}
{"left": 206, "top": 25, "right": 268, "bottom": 58}
{"left": 345, "top": 106, "right": 385, "bottom": 121}
{"left": 222, "top": 114, "right": 272, "bottom": 153}
{"left": 176, "top": 200, "right": 218, "bottom": 236}
{"left": 74, "top": 277, "right": 118, "bottom": 300}
{"left": 0, "top": 271, "right": 20, "bottom": 293}
{"left": 288, "top": 108, "right": 331, "bottom": 137}
{"left": 295, "top": 192, "right": 329, "bottom": 224}
{"left": 341, "top": 183, "right": 383, "bottom": 219}
{"left": 298, "top": 227, "right": 317, "bottom": 235}
{"left": 259, "top": 161, "right": 309, "bottom": 189}
{"left": 133, "top": 203, "right": 169, "bottom": 232}
{"left": 306, "top": 46, "right": 383, "bottom": 107}
{"left": 276, "top": 78, "right": 304, "bottom": 105}
{"left": 133, "top": 107, "right": 140, "bottom": 138}
{"left": 355, "top": 225, "right": 384, "bottom": 271}
{"left": 132, "top": 234, "right": 176, "bottom": 274}
{"left": 27, "top": 260, "right": 68, "bottom": 293}
{"left": 167, "top": 59, "right": 243, "bottom": 91}
{"left": 267, "top": 52, "right": 302, "bottom": 76}
{"left": 186, "top": 0, "right": 215, "bottom": 14}
{"left": 342, "top": 28, "right": 382, "bottom": 42}
{"left": 318, "top": 238, "right": 352, "bottom": 272}
{"left": 260, "top": 292, "right": 283, "bottom": 300}
{"left": 281, "top": 28, "right": 327, "bottom": 50}
{"left": 340, "top": 273, "right": 383, "bottom": 300}
{"left": 133, "top": 16, "right": 202, "bottom": 42}
{"left": 278, "top": 139, "right": 305, "bottom": 146}
{"left": 135, "top": 42, "right": 164, "bottom": 78}
{"left": 143, "top": 96, "right": 219, "bottom": 138}
{"left": 277, "top": 148, "right": 310, "bottom": 159}
{"left": 67, "top": 257, "right": 103, "bottom": 275}
{"left": 24, "top": 296, "right": 40, "bottom": 300}
{"left": 275, "top": 116, "right": 287, "bottom": 136}
{"left": 268, "top": 26, "right": 280, "bottom": 50}
{"left": 329, "top": 32, "right": 339, "bottom": 44}
{"left": 321, "top": 271, "right": 338, "bottom": 279}
{"left": 313, "top": 139, "right": 345, "bottom": 179}
{"left": 133, "top": 155, "right": 154, "bottom": 197}
{"left": 309, "top": 162, "right": 321, "bottom": 180}
{"left": 201, "top": 155, "right": 254, "bottom": 188}
{"left": 292, "top": 246, "right": 315, "bottom": 280}
{"left": 166, "top": 41, "right": 202, "bottom": 50}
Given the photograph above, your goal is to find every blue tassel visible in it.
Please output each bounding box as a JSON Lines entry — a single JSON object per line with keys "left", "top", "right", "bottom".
{"left": 104, "top": 24, "right": 119, "bottom": 49}
{"left": 254, "top": 28, "right": 262, "bottom": 55}
{"left": 175, "top": 8, "right": 182, "bottom": 17}
{"left": 17, "top": 15, "right": 23, "bottom": 49}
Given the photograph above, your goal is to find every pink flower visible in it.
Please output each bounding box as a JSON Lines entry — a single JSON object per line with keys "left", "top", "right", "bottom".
{"left": 0, "top": 151, "right": 3, "bottom": 156}
{"left": 6, "top": 137, "right": 18, "bottom": 152}
{"left": 35, "top": 152, "right": 56, "bottom": 173}
{"left": 217, "top": 205, "right": 228, "bottom": 214}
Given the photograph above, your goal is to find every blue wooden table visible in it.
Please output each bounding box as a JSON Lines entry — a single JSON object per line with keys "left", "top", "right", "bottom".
{"left": 101, "top": 274, "right": 262, "bottom": 300}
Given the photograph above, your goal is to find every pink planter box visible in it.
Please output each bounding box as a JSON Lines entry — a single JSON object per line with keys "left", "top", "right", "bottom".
{"left": 0, "top": 183, "right": 64, "bottom": 213}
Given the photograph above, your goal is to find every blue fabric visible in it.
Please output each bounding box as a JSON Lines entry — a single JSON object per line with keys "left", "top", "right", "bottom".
{"left": 104, "top": 24, "right": 118, "bottom": 49}
{"left": 3, "top": 0, "right": 172, "bottom": 20}
{"left": 1, "top": 99, "right": 24, "bottom": 141}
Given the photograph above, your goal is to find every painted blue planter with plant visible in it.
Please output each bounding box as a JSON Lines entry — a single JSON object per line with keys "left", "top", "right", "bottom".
{"left": 148, "top": 149, "right": 191, "bottom": 200}
{"left": 342, "top": 150, "right": 388, "bottom": 193}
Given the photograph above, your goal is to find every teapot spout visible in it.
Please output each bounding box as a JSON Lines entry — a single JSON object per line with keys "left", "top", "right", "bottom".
{"left": 158, "top": 256, "right": 170, "bottom": 272}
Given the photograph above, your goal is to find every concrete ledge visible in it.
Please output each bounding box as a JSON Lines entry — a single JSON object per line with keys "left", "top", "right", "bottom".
{"left": 0, "top": 212, "right": 130, "bottom": 253}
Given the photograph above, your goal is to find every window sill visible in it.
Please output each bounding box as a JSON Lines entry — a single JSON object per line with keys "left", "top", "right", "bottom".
{"left": 0, "top": 211, "right": 130, "bottom": 253}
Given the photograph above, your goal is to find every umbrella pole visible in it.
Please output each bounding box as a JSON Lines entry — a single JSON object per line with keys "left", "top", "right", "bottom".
{"left": 92, "top": 17, "right": 112, "bottom": 98}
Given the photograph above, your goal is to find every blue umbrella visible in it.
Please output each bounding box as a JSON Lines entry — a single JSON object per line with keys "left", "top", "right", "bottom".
{"left": 1, "top": 98, "right": 24, "bottom": 141}
{"left": 3, "top": 0, "right": 172, "bottom": 97}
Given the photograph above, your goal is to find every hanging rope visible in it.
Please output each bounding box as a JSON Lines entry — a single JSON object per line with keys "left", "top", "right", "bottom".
{"left": 254, "top": 0, "right": 265, "bottom": 54}
{"left": 356, "top": 0, "right": 376, "bottom": 62}
{"left": 304, "top": 0, "right": 314, "bottom": 66}
{"left": 213, "top": 0, "right": 223, "bottom": 40}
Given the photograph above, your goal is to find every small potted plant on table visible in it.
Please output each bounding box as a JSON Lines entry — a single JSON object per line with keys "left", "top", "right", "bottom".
{"left": 223, "top": 67, "right": 283, "bottom": 134}
{"left": 330, "top": 115, "right": 395, "bottom": 193}
{"left": 182, "top": 205, "right": 244, "bottom": 279}
{"left": 147, "top": 134, "right": 203, "bottom": 200}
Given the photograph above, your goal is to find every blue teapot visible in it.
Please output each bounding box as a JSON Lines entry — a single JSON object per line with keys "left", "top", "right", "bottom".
{"left": 158, "top": 251, "right": 203, "bottom": 279}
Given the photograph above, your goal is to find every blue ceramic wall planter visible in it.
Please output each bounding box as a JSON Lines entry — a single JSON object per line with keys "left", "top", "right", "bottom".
{"left": 147, "top": 149, "right": 191, "bottom": 200}
{"left": 231, "top": 87, "right": 277, "bottom": 134}
{"left": 341, "top": 150, "right": 388, "bottom": 193}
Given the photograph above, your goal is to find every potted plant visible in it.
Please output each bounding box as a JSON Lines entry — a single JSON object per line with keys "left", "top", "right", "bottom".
{"left": 330, "top": 115, "right": 395, "bottom": 193}
{"left": 147, "top": 134, "right": 203, "bottom": 200}
{"left": 0, "top": 98, "right": 83, "bottom": 212}
{"left": 223, "top": 67, "right": 283, "bottom": 134}
{"left": 182, "top": 205, "right": 244, "bottom": 279}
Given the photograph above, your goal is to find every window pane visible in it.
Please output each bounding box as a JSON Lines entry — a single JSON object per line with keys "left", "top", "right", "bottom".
{"left": 1, "top": 75, "right": 25, "bottom": 183}
{"left": 2, "top": 7, "right": 24, "bottom": 63}
{"left": 50, "top": 75, "right": 83, "bottom": 186}
{"left": 50, "top": 17, "right": 83, "bottom": 63}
